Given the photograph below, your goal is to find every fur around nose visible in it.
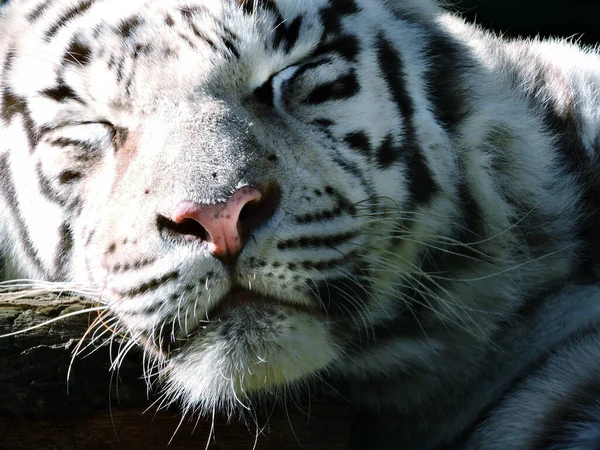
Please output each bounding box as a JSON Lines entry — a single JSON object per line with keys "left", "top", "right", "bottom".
{"left": 173, "top": 186, "right": 262, "bottom": 261}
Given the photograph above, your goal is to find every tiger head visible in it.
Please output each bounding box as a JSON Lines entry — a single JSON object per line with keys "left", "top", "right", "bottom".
{"left": 0, "top": 0, "right": 577, "bottom": 415}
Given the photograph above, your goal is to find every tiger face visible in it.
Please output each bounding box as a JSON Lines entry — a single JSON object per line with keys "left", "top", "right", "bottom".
{"left": 1, "top": 0, "right": 450, "bottom": 412}
{"left": 1, "top": 0, "right": 581, "bottom": 421}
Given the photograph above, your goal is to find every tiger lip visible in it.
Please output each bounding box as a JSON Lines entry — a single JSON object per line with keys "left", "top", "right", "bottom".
{"left": 148, "top": 286, "right": 320, "bottom": 357}
{"left": 205, "top": 286, "right": 321, "bottom": 320}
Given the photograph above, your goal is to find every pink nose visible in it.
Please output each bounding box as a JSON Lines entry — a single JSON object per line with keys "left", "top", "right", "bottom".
{"left": 172, "top": 186, "right": 263, "bottom": 262}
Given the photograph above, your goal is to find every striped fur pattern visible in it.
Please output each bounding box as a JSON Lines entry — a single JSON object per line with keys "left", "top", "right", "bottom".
{"left": 1, "top": 0, "right": 600, "bottom": 448}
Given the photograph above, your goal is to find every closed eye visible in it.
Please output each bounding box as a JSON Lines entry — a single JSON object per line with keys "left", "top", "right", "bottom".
{"left": 254, "top": 74, "right": 277, "bottom": 106}
{"left": 41, "top": 122, "right": 116, "bottom": 156}
{"left": 253, "top": 65, "right": 300, "bottom": 109}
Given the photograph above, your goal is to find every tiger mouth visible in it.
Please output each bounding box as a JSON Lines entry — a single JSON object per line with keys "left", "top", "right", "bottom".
{"left": 145, "top": 286, "right": 319, "bottom": 357}
{"left": 206, "top": 286, "right": 319, "bottom": 319}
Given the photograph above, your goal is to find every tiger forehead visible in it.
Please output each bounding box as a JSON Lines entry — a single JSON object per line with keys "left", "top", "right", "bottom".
{"left": 30, "top": 0, "right": 367, "bottom": 111}
{"left": 69, "top": 1, "right": 357, "bottom": 64}
{"left": 48, "top": 0, "right": 342, "bottom": 98}
{"left": 83, "top": 1, "right": 323, "bottom": 60}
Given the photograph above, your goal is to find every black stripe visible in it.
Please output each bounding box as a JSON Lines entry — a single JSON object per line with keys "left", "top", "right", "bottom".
{"left": 1, "top": 45, "right": 15, "bottom": 78}
{"left": 423, "top": 28, "right": 473, "bottom": 134}
{"left": 164, "top": 14, "right": 175, "bottom": 27}
{"left": 1, "top": 47, "right": 17, "bottom": 123}
{"left": 456, "top": 181, "right": 487, "bottom": 245}
{"left": 306, "top": 69, "right": 360, "bottom": 104}
{"left": 265, "top": 2, "right": 286, "bottom": 49}
{"left": 311, "top": 118, "right": 335, "bottom": 129}
{"left": 44, "top": 0, "right": 95, "bottom": 40}
{"left": 331, "top": 154, "right": 376, "bottom": 211}
{"left": 240, "top": 3, "right": 300, "bottom": 52}
{"left": 309, "top": 116, "right": 376, "bottom": 212}
{"left": 41, "top": 81, "right": 85, "bottom": 104}
{"left": 254, "top": 75, "right": 275, "bottom": 106}
{"left": 124, "top": 303, "right": 162, "bottom": 316}
{"left": 311, "top": 34, "right": 360, "bottom": 62}
{"left": 177, "top": 4, "right": 208, "bottom": 21}
{"left": 1, "top": 88, "right": 24, "bottom": 123}
{"left": 313, "top": 121, "right": 376, "bottom": 211}
{"left": 0, "top": 154, "right": 47, "bottom": 276}
{"left": 1, "top": 89, "right": 39, "bottom": 149}
{"left": 177, "top": 5, "right": 219, "bottom": 52}
{"left": 115, "top": 271, "right": 180, "bottom": 297}
{"left": 249, "top": 5, "right": 305, "bottom": 54}
{"left": 48, "top": 137, "right": 102, "bottom": 158}
{"left": 187, "top": 23, "right": 217, "bottom": 50}
{"left": 63, "top": 38, "right": 92, "bottom": 66}
{"left": 59, "top": 170, "right": 82, "bottom": 184}
{"left": 26, "top": 1, "right": 57, "bottom": 22}
{"left": 239, "top": 0, "right": 285, "bottom": 49}
{"left": 117, "top": 15, "right": 143, "bottom": 38}
{"left": 239, "top": 0, "right": 279, "bottom": 16}
{"left": 110, "top": 257, "right": 158, "bottom": 274}
{"left": 277, "top": 231, "right": 357, "bottom": 250}
{"left": 376, "top": 33, "right": 438, "bottom": 206}
{"left": 134, "top": 42, "right": 154, "bottom": 58}
{"left": 295, "top": 201, "right": 352, "bottom": 224}
{"left": 177, "top": 32, "right": 197, "bottom": 50}
{"left": 114, "top": 56, "right": 126, "bottom": 82}
{"left": 124, "top": 58, "right": 137, "bottom": 96}
{"left": 283, "top": 16, "right": 302, "bottom": 52}
{"left": 312, "top": 118, "right": 375, "bottom": 206}
{"left": 221, "top": 25, "right": 239, "bottom": 43}
{"left": 278, "top": 57, "right": 331, "bottom": 94}
{"left": 217, "top": 24, "right": 240, "bottom": 59}
{"left": 55, "top": 222, "right": 74, "bottom": 278}
{"left": 344, "top": 131, "right": 371, "bottom": 157}
{"left": 222, "top": 38, "right": 240, "bottom": 59}
{"left": 0, "top": 251, "right": 6, "bottom": 281}
{"left": 35, "top": 161, "right": 66, "bottom": 206}
{"left": 318, "top": 0, "right": 359, "bottom": 37}
{"left": 239, "top": 0, "right": 255, "bottom": 15}
{"left": 376, "top": 134, "right": 399, "bottom": 169}
{"left": 296, "top": 251, "right": 359, "bottom": 273}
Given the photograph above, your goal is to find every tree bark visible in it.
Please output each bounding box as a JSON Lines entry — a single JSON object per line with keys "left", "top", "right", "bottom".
{"left": 0, "top": 295, "right": 352, "bottom": 449}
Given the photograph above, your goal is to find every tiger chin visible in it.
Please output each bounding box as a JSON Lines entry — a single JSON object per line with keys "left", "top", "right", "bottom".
{"left": 3, "top": 0, "right": 600, "bottom": 449}
{"left": 148, "top": 291, "right": 337, "bottom": 413}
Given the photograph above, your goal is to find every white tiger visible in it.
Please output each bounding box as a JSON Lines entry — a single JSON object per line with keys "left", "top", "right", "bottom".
{"left": 1, "top": 0, "right": 600, "bottom": 448}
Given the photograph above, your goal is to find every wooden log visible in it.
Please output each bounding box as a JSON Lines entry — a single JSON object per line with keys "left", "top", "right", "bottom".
{"left": 0, "top": 295, "right": 352, "bottom": 449}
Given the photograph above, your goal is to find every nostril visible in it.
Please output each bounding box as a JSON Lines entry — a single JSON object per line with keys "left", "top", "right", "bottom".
{"left": 238, "top": 198, "right": 262, "bottom": 222}
{"left": 174, "top": 218, "right": 209, "bottom": 240}
{"left": 237, "top": 183, "right": 281, "bottom": 239}
{"left": 156, "top": 214, "right": 208, "bottom": 241}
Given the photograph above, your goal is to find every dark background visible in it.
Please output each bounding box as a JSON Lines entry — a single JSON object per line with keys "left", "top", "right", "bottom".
{"left": 456, "top": 0, "right": 600, "bottom": 45}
